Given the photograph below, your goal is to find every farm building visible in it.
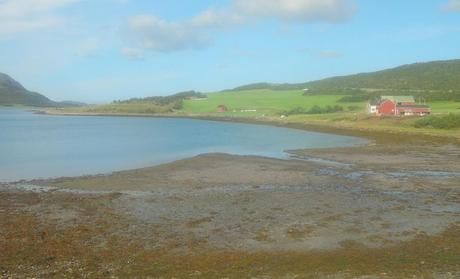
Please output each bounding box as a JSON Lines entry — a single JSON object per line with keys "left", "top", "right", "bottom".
{"left": 217, "top": 105, "right": 228, "bottom": 113}
{"left": 367, "top": 99, "right": 379, "bottom": 114}
{"left": 370, "top": 96, "right": 431, "bottom": 116}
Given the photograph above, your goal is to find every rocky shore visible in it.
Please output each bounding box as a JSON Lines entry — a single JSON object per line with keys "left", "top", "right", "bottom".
{"left": 1, "top": 129, "right": 460, "bottom": 278}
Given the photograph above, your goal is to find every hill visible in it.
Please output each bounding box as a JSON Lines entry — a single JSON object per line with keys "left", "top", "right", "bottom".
{"left": 80, "top": 90, "right": 206, "bottom": 114}
{"left": 0, "top": 73, "right": 58, "bottom": 107}
{"left": 225, "top": 59, "right": 460, "bottom": 100}
{"left": 0, "top": 73, "right": 86, "bottom": 107}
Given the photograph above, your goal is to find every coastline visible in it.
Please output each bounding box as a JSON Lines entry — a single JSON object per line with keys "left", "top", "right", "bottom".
{"left": 38, "top": 109, "right": 460, "bottom": 144}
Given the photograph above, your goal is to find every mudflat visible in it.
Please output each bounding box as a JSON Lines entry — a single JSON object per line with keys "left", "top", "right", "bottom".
{"left": 1, "top": 134, "right": 460, "bottom": 278}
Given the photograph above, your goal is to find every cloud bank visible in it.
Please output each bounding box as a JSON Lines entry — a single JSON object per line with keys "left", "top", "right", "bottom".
{"left": 234, "top": 0, "right": 355, "bottom": 22}
{"left": 0, "top": 0, "right": 78, "bottom": 37}
{"left": 443, "top": 0, "right": 460, "bottom": 11}
{"left": 122, "top": 0, "right": 356, "bottom": 55}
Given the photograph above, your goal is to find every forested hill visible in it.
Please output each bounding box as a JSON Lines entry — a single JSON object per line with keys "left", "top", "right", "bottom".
{"left": 306, "top": 59, "right": 460, "bottom": 91}
{"left": 0, "top": 73, "right": 58, "bottom": 107}
{"left": 0, "top": 73, "right": 87, "bottom": 107}
{"left": 225, "top": 59, "right": 460, "bottom": 100}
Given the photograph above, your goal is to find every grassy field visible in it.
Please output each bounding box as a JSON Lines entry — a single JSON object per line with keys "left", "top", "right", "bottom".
{"left": 182, "top": 89, "right": 460, "bottom": 116}
{"left": 430, "top": 101, "right": 460, "bottom": 113}
{"left": 182, "top": 89, "right": 367, "bottom": 116}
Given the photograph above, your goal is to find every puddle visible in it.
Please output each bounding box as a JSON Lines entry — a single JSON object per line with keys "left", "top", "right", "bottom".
{"left": 316, "top": 168, "right": 460, "bottom": 182}
{"left": 388, "top": 171, "right": 460, "bottom": 178}
{"left": 430, "top": 205, "right": 460, "bottom": 213}
{"left": 316, "top": 169, "right": 375, "bottom": 181}
{"left": 288, "top": 154, "right": 352, "bottom": 168}
{"left": 343, "top": 171, "right": 376, "bottom": 180}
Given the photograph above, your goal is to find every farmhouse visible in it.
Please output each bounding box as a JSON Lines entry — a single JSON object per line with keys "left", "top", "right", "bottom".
{"left": 370, "top": 96, "right": 431, "bottom": 116}
{"left": 367, "top": 99, "right": 379, "bottom": 114}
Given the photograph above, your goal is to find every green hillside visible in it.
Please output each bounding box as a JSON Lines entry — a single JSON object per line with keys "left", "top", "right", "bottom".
{"left": 225, "top": 59, "right": 460, "bottom": 101}
{"left": 0, "top": 73, "right": 60, "bottom": 107}
{"left": 83, "top": 91, "right": 206, "bottom": 114}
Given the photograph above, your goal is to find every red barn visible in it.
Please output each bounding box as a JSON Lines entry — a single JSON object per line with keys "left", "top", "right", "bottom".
{"left": 377, "top": 96, "right": 431, "bottom": 116}
{"left": 378, "top": 99, "right": 397, "bottom": 115}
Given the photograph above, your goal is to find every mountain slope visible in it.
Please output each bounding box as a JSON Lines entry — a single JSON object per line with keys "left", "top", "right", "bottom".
{"left": 0, "top": 73, "right": 58, "bottom": 107}
{"left": 224, "top": 59, "right": 460, "bottom": 100}
{"left": 306, "top": 59, "right": 460, "bottom": 91}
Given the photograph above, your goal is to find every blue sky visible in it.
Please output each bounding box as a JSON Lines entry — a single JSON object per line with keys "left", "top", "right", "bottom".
{"left": 0, "top": 0, "right": 459, "bottom": 103}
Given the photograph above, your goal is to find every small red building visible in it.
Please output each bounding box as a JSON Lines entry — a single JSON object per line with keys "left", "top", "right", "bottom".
{"left": 376, "top": 96, "right": 431, "bottom": 116}
{"left": 217, "top": 105, "right": 228, "bottom": 113}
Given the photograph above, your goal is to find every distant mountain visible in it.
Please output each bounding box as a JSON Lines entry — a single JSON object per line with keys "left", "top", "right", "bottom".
{"left": 0, "top": 73, "right": 85, "bottom": 107}
{"left": 224, "top": 59, "right": 460, "bottom": 100}
{"left": 0, "top": 73, "right": 58, "bottom": 107}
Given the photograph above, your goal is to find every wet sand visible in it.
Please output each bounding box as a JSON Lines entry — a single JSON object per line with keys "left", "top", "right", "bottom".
{"left": 1, "top": 128, "right": 460, "bottom": 278}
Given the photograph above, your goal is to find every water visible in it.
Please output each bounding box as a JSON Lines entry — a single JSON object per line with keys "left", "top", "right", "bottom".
{"left": 0, "top": 108, "right": 367, "bottom": 182}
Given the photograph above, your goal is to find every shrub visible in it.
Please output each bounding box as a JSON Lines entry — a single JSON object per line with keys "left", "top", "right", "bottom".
{"left": 413, "top": 114, "right": 460, "bottom": 129}
{"left": 283, "top": 105, "right": 344, "bottom": 116}
{"left": 347, "top": 105, "right": 361, "bottom": 111}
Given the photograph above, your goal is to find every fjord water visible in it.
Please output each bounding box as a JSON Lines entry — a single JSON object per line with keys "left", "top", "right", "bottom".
{"left": 0, "top": 109, "right": 367, "bottom": 182}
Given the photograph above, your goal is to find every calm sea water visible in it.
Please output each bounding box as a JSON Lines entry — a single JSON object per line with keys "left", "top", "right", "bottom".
{"left": 0, "top": 108, "right": 367, "bottom": 182}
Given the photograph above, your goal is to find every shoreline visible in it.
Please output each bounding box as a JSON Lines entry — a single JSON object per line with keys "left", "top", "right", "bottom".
{"left": 39, "top": 109, "right": 460, "bottom": 144}
{"left": 0, "top": 107, "right": 454, "bottom": 185}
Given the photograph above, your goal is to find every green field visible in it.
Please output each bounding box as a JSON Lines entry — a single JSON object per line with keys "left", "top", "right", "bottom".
{"left": 182, "top": 89, "right": 367, "bottom": 116}
{"left": 430, "top": 101, "right": 460, "bottom": 113}
{"left": 182, "top": 89, "right": 460, "bottom": 116}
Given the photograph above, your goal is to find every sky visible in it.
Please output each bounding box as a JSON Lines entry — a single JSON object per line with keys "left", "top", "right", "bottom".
{"left": 0, "top": 0, "right": 459, "bottom": 103}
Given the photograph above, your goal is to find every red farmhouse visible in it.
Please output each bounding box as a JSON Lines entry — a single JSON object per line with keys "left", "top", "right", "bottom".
{"left": 377, "top": 96, "right": 431, "bottom": 116}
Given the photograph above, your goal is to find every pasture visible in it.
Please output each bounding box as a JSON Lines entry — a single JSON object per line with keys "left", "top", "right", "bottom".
{"left": 183, "top": 89, "right": 460, "bottom": 116}
{"left": 182, "top": 89, "right": 367, "bottom": 116}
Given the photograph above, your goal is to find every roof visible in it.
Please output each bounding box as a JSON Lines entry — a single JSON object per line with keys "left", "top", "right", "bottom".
{"left": 369, "top": 99, "right": 380, "bottom": 106}
{"left": 381, "top": 96, "right": 415, "bottom": 104}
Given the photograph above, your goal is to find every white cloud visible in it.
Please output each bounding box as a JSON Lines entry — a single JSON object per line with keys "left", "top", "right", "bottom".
{"left": 234, "top": 0, "right": 355, "bottom": 22}
{"left": 0, "top": 0, "right": 78, "bottom": 37}
{"left": 189, "top": 8, "right": 245, "bottom": 29}
{"left": 443, "top": 0, "right": 460, "bottom": 11}
{"left": 123, "top": 15, "right": 210, "bottom": 53}
{"left": 122, "top": 0, "right": 355, "bottom": 54}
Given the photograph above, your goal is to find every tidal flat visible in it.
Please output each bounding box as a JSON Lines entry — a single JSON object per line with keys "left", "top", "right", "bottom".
{"left": 1, "top": 136, "right": 460, "bottom": 278}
